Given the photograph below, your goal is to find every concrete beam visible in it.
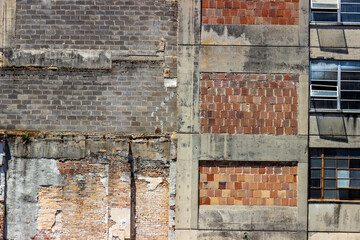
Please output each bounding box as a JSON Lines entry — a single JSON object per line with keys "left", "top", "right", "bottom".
{"left": 197, "top": 134, "right": 308, "bottom": 162}
{"left": 2, "top": 49, "right": 112, "bottom": 69}
{"left": 200, "top": 46, "right": 309, "bottom": 74}
{"left": 178, "top": 0, "right": 201, "bottom": 45}
{"left": 198, "top": 205, "right": 298, "bottom": 231}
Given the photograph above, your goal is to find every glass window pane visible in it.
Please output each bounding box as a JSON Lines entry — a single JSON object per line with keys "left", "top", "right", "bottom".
{"left": 324, "top": 149, "right": 337, "bottom": 157}
{"left": 337, "top": 149, "right": 348, "bottom": 157}
{"left": 310, "top": 189, "right": 322, "bottom": 199}
{"left": 311, "top": 159, "right": 322, "bottom": 168}
{"left": 341, "top": 101, "right": 360, "bottom": 110}
{"left": 342, "top": 72, "right": 360, "bottom": 81}
{"left": 311, "top": 170, "right": 322, "bottom": 178}
{"left": 324, "top": 190, "right": 336, "bottom": 199}
{"left": 341, "top": 4, "right": 360, "bottom": 12}
{"left": 350, "top": 170, "right": 360, "bottom": 179}
{"left": 337, "top": 170, "right": 349, "bottom": 178}
{"left": 349, "top": 189, "right": 360, "bottom": 200}
{"left": 312, "top": 12, "right": 338, "bottom": 22}
{"left": 311, "top": 100, "right": 337, "bottom": 109}
{"left": 341, "top": 91, "right": 360, "bottom": 100}
{"left": 310, "top": 149, "right": 322, "bottom": 157}
{"left": 311, "top": 179, "right": 321, "bottom": 187}
{"left": 350, "top": 179, "right": 360, "bottom": 188}
{"left": 338, "top": 179, "right": 350, "bottom": 188}
{"left": 324, "top": 179, "right": 336, "bottom": 188}
{"left": 342, "top": 82, "right": 360, "bottom": 90}
{"left": 325, "top": 159, "right": 336, "bottom": 168}
{"left": 311, "top": 71, "right": 338, "bottom": 80}
{"left": 338, "top": 189, "right": 349, "bottom": 200}
{"left": 312, "top": 61, "right": 338, "bottom": 71}
{"left": 342, "top": 13, "right": 360, "bottom": 23}
{"left": 337, "top": 159, "right": 348, "bottom": 168}
{"left": 349, "top": 149, "right": 360, "bottom": 158}
{"left": 350, "top": 159, "right": 360, "bottom": 168}
{"left": 324, "top": 169, "right": 336, "bottom": 178}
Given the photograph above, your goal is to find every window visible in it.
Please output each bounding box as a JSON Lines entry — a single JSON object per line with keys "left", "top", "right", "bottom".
{"left": 311, "top": 0, "right": 360, "bottom": 23}
{"left": 310, "top": 60, "right": 360, "bottom": 110}
{"left": 309, "top": 148, "right": 360, "bottom": 200}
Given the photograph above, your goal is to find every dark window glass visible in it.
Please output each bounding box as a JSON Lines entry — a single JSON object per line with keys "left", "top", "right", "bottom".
{"left": 310, "top": 149, "right": 322, "bottom": 157}
{"left": 324, "top": 169, "right": 336, "bottom": 178}
{"left": 341, "top": 101, "right": 360, "bottom": 110}
{"left": 338, "top": 189, "right": 349, "bottom": 200}
{"left": 324, "top": 190, "right": 336, "bottom": 199}
{"left": 349, "top": 190, "right": 360, "bottom": 200}
{"left": 342, "top": 72, "right": 360, "bottom": 80}
{"left": 311, "top": 179, "right": 321, "bottom": 188}
{"left": 342, "top": 82, "right": 360, "bottom": 90}
{"left": 349, "top": 149, "right": 360, "bottom": 158}
{"left": 324, "top": 179, "right": 336, "bottom": 188}
{"left": 341, "top": 4, "right": 360, "bottom": 12}
{"left": 311, "top": 100, "right": 337, "bottom": 109}
{"left": 312, "top": 12, "right": 338, "bottom": 22}
{"left": 324, "top": 159, "right": 336, "bottom": 168}
{"left": 350, "top": 159, "right": 360, "bottom": 168}
{"left": 311, "top": 159, "right": 322, "bottom": 168}
{"left": 337, "top": 159, "right": 348, "bottom": 168}
{"left": 350, "top": 170, "right": 360, "bottom": 179}
{"left": 324, "top": 149, "right": 337, "bottom": 157}
{"left": 350, "top": 180, "right": 360, "bottom": 188}
{"left": 310, "top": 189, "right": 322, "bottom": 199}
{"left": 311, "top": 170, "right": 321, "bottom": 178}
{"left": 342, "top": 13, "right": 360, "bottom": 22}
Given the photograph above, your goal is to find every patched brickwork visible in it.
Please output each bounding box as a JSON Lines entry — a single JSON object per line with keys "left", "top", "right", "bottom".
{"left": 0, "top": 62, "right": 176, "bottom": 133}
{"left": 136, "top": 180, "right": 170, "bottom": 240}
{"left": 199, "top": 161, "right": 298, "bottom": 206}
{"left": 200, "top": 73, "right": 298, "bottom": 135}
{"left": 202, "top": 0, "right": 299, "bottom": 25}
{"left": 15, "top": 0, "right": 177, "bottom": 52}
{"left": 57, "top": 161, "right": 108, "bottom": 239}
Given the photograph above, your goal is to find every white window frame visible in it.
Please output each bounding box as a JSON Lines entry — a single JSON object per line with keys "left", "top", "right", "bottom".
{"left": 311, "top": 0, "right": 360, "bottom": 23}
{"left": 310, "top": 60, "right": 360, "bottom": 111}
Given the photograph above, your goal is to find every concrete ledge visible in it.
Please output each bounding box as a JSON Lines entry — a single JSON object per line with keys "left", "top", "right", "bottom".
{"left": 195, "top": 230, "right": 304, "bottom": 240}
{"left": 309, "top": 135, "right": 360, "bottom": 148}
{"left": 200, "top": 46, "right": 309, "bottom": 74}
{"left": 2, "top": 49, "right": 112, "bottom": 69}
{"left": 196, "top": 134, "right": 308, "bottom": 162}
{"left": 199, "top": 205, "right": 298, "bottom": 231}
{"left": 308, "top": 203, "right": 360, "bottom": 232}
{"left": 201, "top": 25, "right": 301, "bottom": 46}
{"left": 309, "top": 232, "right": 360, "bottom": 240}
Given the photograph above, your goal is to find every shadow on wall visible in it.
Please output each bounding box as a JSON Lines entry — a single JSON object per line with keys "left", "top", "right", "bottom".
{"left": 316, "top": 27, "right": 348, "bottom": 54}
{"left": 316, "top": 114, "right": 348, "bottom": 142}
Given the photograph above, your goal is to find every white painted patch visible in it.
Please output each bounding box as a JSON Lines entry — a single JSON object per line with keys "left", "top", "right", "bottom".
{"left": 164, "top": 78, "right": 177, "bottom": 88}
{"left": 109, "top": 208, "right": 130, "bottom": 240}
{"left": 137, "top": 175, "right": 164, "bottom": 190}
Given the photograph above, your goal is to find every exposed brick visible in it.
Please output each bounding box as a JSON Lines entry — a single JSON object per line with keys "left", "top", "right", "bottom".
{"left": 199, "top": 161, "right": 298, "bottom": 206}
{"left": 202, "top": 0, "right": 299, "bottom": 25}
{"left": 200, "top": 73, "right": 299, "bottom": 135}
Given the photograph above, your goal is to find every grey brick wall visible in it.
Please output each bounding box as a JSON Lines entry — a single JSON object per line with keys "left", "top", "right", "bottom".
{"left": 0, "top": 61, "right": 176, "bottom": 133}
{"left": 15, "top": 0, "right": 177, "bottom": 53}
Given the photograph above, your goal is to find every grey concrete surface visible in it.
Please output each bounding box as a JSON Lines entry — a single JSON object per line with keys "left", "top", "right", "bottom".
{"left": 6, "top": 158, "right": 62, "bottom": 240}
{"left": 198, "top": 205, "right": 298, "bottom": 231}
{"left": 308, "top": 203, "right": 360, "bottom": 232}
{"left": 199, "top": 46, "right": 309, "bottom": 74}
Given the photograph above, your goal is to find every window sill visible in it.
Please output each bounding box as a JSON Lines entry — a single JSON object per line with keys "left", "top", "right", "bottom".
{"left": 309, "top": 109, "right": 360, "bottom": 114}
{"left": 309, "top": 199, "right": 360, "bottom": 203}
{"left": 310, "top": 22, "right": 360, "bottom": 26}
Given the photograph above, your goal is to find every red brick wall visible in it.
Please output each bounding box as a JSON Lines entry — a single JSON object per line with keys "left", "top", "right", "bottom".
{"left": 202, "top": 0, "right": 299, "bottom": 25}
{"left": 199, "top": 161, "right": 297, "bottom": 206}
{"left": 200, "top": 73, "right": 299, "bottom": 135}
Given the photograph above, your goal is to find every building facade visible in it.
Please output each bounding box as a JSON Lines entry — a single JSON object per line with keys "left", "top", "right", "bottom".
{"left": 0, "top": 0, "right": 359, "bottom": 239}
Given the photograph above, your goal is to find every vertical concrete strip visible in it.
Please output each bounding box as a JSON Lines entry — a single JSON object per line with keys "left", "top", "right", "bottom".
{"left": 297, "top": 162, "right": 308, "bottom": 240}
{"left": 175, "top": 134, "right": 199, "bottom": 230}
{"left": 3, "top": 0, "right": 15, "bottom": 48}
{"left": 298, "top": 74, "right": 310, "bottom": 135}
{"left": 178, "top": 0, "right": 201, "bottom": 45}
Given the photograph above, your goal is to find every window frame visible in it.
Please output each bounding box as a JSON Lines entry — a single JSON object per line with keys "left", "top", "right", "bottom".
{"left": 311, "top": 0, "right": 360, "bottom": 24}
{"left": 309, "top": 148, "right": 360, "bottom": 201}
{"left": 310, "top": 60, "right": 360, "bottom": 111}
